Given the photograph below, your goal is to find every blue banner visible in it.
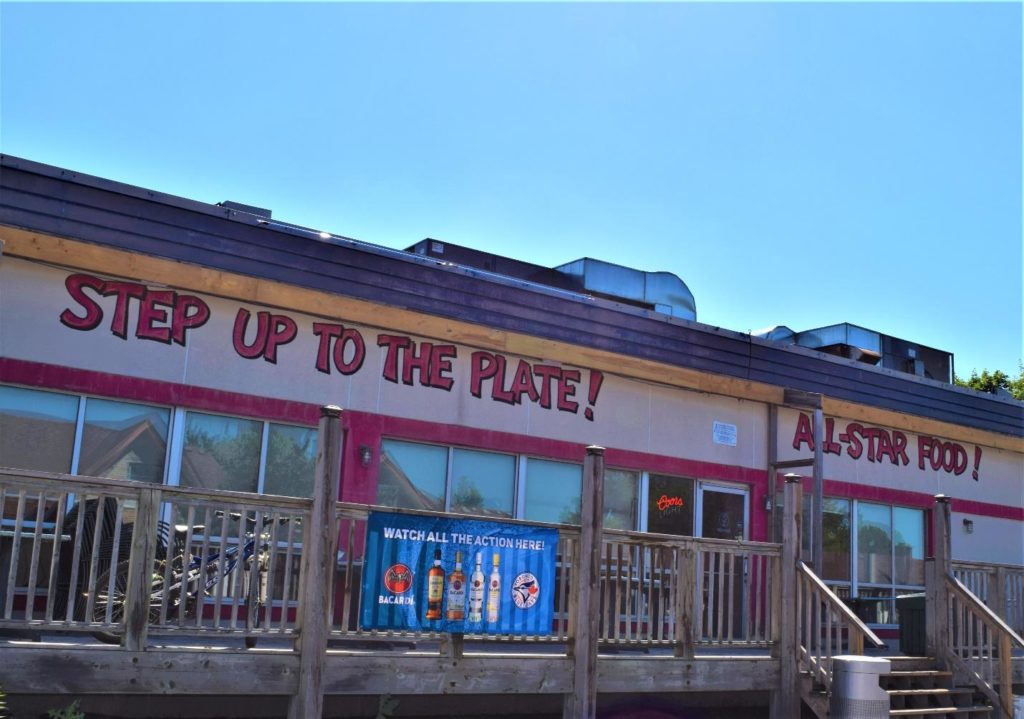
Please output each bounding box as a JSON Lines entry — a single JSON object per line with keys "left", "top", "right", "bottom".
{"left": 360, "top": 511, "right": 558, "bottom": 635}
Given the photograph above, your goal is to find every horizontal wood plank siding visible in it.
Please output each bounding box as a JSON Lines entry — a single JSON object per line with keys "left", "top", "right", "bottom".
{"left": 2, "top": 155, "right": 1021, "bottom": 439}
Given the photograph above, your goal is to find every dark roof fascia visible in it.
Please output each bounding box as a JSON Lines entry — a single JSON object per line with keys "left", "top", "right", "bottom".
{"left": 2, "top": 154, "right": 1021, "bottom": 439}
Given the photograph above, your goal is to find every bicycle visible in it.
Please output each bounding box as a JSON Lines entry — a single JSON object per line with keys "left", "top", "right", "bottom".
{"left": 87, "top": 511, "right": 294, "bottom": 648}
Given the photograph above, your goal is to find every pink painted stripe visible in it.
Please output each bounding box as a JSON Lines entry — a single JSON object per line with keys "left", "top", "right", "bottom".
{"left": 0, "top": 357, "right": 320, "bottom": 425}
{"left": 3, "top": 358, "right": 1018, "bottom": 531}
{"left": 820, "top": 478, "right": 1024, "bottom": 522}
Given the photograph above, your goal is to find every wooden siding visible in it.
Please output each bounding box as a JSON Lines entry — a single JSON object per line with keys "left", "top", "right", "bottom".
{"left": 1, "top": 154, "right": 1021, "bottom": 440}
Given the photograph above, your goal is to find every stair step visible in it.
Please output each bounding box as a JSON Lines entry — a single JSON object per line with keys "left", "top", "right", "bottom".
{"left": 889, "top": 707, "right": 992, "bottom": 716}
{"left": 887, "top": 688, "right": 975, "bottom": 697}
{"left": 886, "top": 670, "right": 954, "bottom": 678}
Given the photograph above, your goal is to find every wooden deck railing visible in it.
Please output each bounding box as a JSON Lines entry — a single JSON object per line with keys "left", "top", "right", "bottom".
{"left": 0, "top": 473, "right": 788, "bottom": 656}
{"left": 943, "top": 573, "right": 1024, "bottom": 719}
{"left": 0, "top": 467, "right": 312, "bottom": 647}
{"left": 952, "top": 560, "right": 1024, "bottom": 636}
{"left": 796, "top": 561, "right": 884, "bottom": 691}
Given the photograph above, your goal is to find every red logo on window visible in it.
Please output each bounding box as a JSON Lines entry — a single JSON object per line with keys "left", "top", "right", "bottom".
{"left": 657, "top": 495, "right": 685, "bottom": 512}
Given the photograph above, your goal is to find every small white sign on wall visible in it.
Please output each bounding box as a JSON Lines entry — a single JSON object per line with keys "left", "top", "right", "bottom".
{"left": 713, "top": 421, "right": 737, "bottom": 447}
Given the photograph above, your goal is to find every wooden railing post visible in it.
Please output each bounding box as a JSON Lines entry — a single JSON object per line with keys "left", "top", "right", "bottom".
{"left": 771, "top": 473, "right": 802, "bottom": 719}
{"left": 124, "top": 486, "right": 161, "bottom": 651}
{"left": 288, "top": 405, "right": 343, "bottom": 719}
{"left": 674, "top": 541, "right": 695, "bottom": 659}
{"left": 926, "top": 494, "right": 951, "bottom": 667}
{"left": 563, "top": 445, "right": 604, "bottom": 719}
{"left": 992, "top": 565, "right": 1008, "bottom": 622}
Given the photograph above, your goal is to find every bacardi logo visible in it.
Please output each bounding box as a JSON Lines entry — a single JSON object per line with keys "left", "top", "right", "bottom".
{"left": 384, "top": 563, "right": 413, "bottom": 594}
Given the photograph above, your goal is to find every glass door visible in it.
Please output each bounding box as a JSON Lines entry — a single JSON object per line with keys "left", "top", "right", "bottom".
{"left": 696, "top": 483, "right": 749, "bottom": 640}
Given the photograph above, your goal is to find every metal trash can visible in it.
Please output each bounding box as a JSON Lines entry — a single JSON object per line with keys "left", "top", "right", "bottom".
{"left": 829, "top": 655, "right": 891, "bottom": 719}
{"left": 896, "top": 593, "right": 927, "bottom": 656}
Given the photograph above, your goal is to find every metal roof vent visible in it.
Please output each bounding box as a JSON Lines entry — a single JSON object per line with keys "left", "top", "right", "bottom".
{"left": 554, "top": 258, "right": 696, "bottom": 320}
{"left": 218, "top": 201, "right": 272, "bottom": 219}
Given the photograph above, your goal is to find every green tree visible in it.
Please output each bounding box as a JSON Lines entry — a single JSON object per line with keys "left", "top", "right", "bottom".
{"left": 954, "top": 364, "right": 1024, "bottom": 401}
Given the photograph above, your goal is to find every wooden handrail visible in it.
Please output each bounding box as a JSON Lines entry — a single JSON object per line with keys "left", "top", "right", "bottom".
{"left": 946, "top": 573, "right": 1024, "bottom": 648}
{"left": 797, "top": 561, "right": 885, "bottom": 649}
{"left": 952, "top": 559, "right": 1024, "bottom": 573}
{"left": 0, "top": 466, "right": 313, "bottom": 509}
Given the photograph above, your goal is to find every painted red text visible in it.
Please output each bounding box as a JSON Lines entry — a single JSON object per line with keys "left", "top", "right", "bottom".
{"left": 312, "top": 323, "right": 366, "bottom": 376}
{"left": 792, "top": 412, "right": 982, "bottom": 480}
{"left": 60, "top": 273, "right": 210, "bottom": 346}
{"left": 377, "top": 335, "right": 456, "bottom": 391}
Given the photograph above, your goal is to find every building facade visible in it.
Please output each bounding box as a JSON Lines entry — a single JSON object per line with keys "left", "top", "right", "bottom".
{"left": 1, "top": 154, "right": 1021, "bottom": 632}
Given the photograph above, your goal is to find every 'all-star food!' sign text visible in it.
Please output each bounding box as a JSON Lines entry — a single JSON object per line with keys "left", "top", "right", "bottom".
{"left": 792, "top": 413, "right": 985, "bottom": 481}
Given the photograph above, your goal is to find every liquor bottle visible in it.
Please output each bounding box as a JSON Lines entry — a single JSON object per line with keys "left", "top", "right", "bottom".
{"left": 446, "top": 550, "right": 466, "bottom": 621}
{"left": 425, "top": 547, "right": 444, "bottom": 621}
{"left": 468, "top": 552, "right": 484, "bottom": 622}
{"left": 486, "top": 552, "right": 501, "bottom": 623}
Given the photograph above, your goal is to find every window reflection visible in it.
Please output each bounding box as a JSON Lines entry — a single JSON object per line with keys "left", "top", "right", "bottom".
{"left": 79, "top": 398, "right": 169, "bottom": 483}
{"left": 0, "top": 386, "right": 78, "bottom": 473}
{"left": 822, "top": 498, "right": 851, "bottom": 581}
{"left": 894, "top": 507, "right": 924, "bottom": 585}
{"left": 450, "top": 448, "right": 514, "bottom": 518}
{"left": 377, "top": 440, "right": 446, "bottom": 510}
{"left": 604, "top": 469, "right": 638, "bottom": 530}
{"left": 264, "top": 424, "right": 317, "bottom": 497}
{"left": 858, "top": 502, "right": 893, "bottom": 585}
{"left": 524, "top": 459, "right": 582, "bottom": 524}
{"left": 180, "top": 412, "right": 262, "bottom": 493}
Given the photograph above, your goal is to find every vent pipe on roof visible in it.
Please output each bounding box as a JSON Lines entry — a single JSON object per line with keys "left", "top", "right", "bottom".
{"left": 554, "top": 258, "right": 696, "bottom": 321}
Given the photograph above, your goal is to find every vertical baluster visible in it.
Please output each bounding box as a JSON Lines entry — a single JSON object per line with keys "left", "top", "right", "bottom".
{"left": 337, "top": 515, "right": 354, "bottom": 634}
{"left": 82, "top": 494, "right": 108, "bottom": 623}
{"left": 4, "top": 490, "right": 27, "bottom": 620}
{"left": 192, "top": 506, "right": 213, "bottom": 628}
{"left": 24, "top": 491, "right": 48, "bottom": 621}
{"left": 280, "top": 512, "right": 298, "bottom": 631}
{"left": 726, "top": 551, "right": 736, "bottom": 642}
{"left": 65, "top": 493, "right": 87, "bottom": 623}
{"left": 716, "top": 551, "right": 727, "bottom": 643}
{"left": 44, "top": 492, "right": 68, "bottom": 623}
{"left": 212, "top": 509, "right": 230, "bottom": 628}
{"left": 101, "top": 499, "right": 127, "bottom": 625}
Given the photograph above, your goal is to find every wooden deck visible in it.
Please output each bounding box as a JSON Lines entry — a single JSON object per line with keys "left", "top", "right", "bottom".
{"left": 1, "top": 412, "right": 1022, "bottom": 718}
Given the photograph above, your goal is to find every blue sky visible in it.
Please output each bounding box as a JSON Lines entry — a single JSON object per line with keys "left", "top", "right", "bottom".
{"left": 2, "top": 2, "right": 1021, "bottom": 379}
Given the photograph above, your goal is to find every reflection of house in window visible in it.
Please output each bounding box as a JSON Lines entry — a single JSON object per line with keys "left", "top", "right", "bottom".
{"left": 377, "top": 452, "right": 444, "bottom": 511}
{"left": 78, "top": 414, "right": 169, "bottom": 483}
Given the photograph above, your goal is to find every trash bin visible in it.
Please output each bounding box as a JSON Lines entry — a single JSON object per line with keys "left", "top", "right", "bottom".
{"left": 896, "top": 593, "right": 927, "bottom": 656}
{"left": 830, "top": 655, "right": 892, "bottom": 719}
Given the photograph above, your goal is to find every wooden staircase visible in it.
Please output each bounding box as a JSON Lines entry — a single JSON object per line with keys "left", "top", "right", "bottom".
{"left": 800, "top": 658, "right": 995, "bottom": 718}
{"left": 883, "top": 660, "right": 993, "bottom": 718}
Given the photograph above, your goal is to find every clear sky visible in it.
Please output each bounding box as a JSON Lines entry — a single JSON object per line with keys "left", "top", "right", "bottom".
{"left": 2, "top": 2, "right": 1021, "bottom": 380}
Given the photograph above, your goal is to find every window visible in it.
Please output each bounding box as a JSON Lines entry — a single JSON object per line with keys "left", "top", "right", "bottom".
{"left": 604, "top": 469, "right": 639, "bottom": 530}
{"left": 646, "top": 474, "right": 694, "bottom": 536}
{"left": 180, "top": 412, "right": 263, "bottom": 493}
{"left": 378, "top": 440, "right": 448, "bottom": 511}
{"left": 523, "top": 459, "right": 581, "bottom": 524}
{"left": 79, "top": 398, "right": 170, "bottom": 483}
{"left": 264, "top": 424, "right": 318, "bottom": 498}
{"left": 0, "top": 385, "right": 316, "bottom": 498}
{"left": 376, "top": 440, "right": 516, "bottom": 518}
{"left": 0, "top": 386, "right": 78, "bottom": 473}
{"left": 822, "top": 499, "right": 851, "bottom": 582}
{"left": 893, "top": 507, "right": 924, "bottom": 586}
{"left": 857, "top": 502, "right": 892, "bottom": 584}
{"left": 450, "top": 448, "right": 515, "bottom": 518}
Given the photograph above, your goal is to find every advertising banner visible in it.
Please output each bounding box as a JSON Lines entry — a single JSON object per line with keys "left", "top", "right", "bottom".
{"left": 360, "top": 510, "right": 558, "bottom": 635}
